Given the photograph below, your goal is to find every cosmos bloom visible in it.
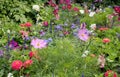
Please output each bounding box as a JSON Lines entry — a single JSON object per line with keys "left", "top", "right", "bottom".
{"left": 11, "top": 60, "right": 23, "bottom": 70}
{"left": 78, "top": 29, "right": 89, "bottom": 41}
{"left": 31, "top": 38, "right": 47, "bottom": 49}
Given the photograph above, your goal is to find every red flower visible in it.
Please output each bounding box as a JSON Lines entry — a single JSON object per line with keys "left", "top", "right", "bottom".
{"left": 62, "top": 6, "right": 66, "bottom": 10}
{"left": 23, "top": 60, "right": 33, "bottom": 68}
{"left": 48, "top": 0, "right": 56, "bottom": 7}
{"left": 104, "top": 70, "right": 117, "bottom": 77}
{"left": 67, "top": 4, "right": 72, "bottom": 10}
{"left": 102, "top": 38, "right": 110, "bottom": 43}
{"left": 43, "top": 21, "right": 48, "bottom": 26}
{"left": 11, "top": 60, "right": 23, "bottom": 70}
{"left": 53, "top": 9, "right": 59, "bottom": 15}
{"left": 99, "top": 27, "right": 109, "bottom": 31}
{"left": 73, "top": 7, "right": 79, "bottom": 12}
{"left": 114, "top": 6, "right": 120, "bottom": 14}
{"left": 25, "top": 22, "right": 32, "bottom": 27}
{"left": 29, "top": 51, "right": 34, "bottom": 58}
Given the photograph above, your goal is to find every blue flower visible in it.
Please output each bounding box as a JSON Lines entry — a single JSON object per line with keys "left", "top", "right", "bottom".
{"left": 55, "top": 25, "right": 63, "bottom": 30}
{"left": 71, "top": 23, "right": 76, "bottom": 29}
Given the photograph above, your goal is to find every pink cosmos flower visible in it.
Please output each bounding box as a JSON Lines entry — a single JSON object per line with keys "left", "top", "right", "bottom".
{"left": 31, "top": 38, "right": 47, "bottom": 49}
{"left": 78, "top": 29, "right": 89, "bottom": 41}
{"left": 78, "top": 23, "right": 89, "bottom": 41}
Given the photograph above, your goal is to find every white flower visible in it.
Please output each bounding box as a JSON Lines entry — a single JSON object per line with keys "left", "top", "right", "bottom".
{"left": 81, "top": 50, "right": 90, "bottom": 58}
{"left": 7, "top": 30, "right": 10, "bottom": 33}
{"left": 79, "top": 10, "right": 84, "bottom": 14}
{"left": 32, "top": 5, "right": 40, "bottom": 11}
{"left": 20, "top": 76, "right": 24, "bottom": 77}
{"left": 89, "top": 12, "right": 96, "bottom": 17}
{"left": 7, "top": 73, "right": 13, "bottom": 77}
{"left": 90, "top": 24, "right": 96, "bottom": 30}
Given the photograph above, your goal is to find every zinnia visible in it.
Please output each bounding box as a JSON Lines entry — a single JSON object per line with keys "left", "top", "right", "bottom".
{"left": 43, "top": 21, "right": 48, "bottom": 26}
{"left": 103, "top": 38, "right": 110, "bottom": 43}
{"left": 73, "top": 7, "right": 79, "bottom": 12}
{"left": 23, "top": 60, "right": 33, "bottom": 68}
{"left": 11, "top": 60, "right": 23, "bottom": 70}
{"left": 104, "top": 70, "right": 117, "bottom": 77}
{"left": 25, "top": 22, "right": 32, "bottom": 27}
{"left": 29, "top": 51, "right": 34, "bottom": 58}
{"left": 99, "top": 27, "right": 109, "bottom": 31}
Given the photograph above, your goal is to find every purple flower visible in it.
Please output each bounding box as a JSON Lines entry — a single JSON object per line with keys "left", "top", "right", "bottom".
{"left": 94, "top": 0, "right": 102, "bottom": 2}
{"left": 9, "top": 40, "right": 19, "bottom": 49}
{"left": 0, "top": 50, "right": 3, "bottom": 57}
{"left": 55, "top": 25, "right": 63, "bottom": 30}
{"left": 39, "top": 30, "right": 46, "bottom": 36}
{"left": 31, "top": 38, "right": 47, "bottom": 49}
{"left": 78, "top": 29, "right": 89, "bottom": 41}
{"left": 80, "top": 23, "right": 86, "bottom": 29}
{"left": 71, "top": 23, "right": 76, "bottom": 29}
{"left": 45, "top": 38, "right": 53, "bottom": 43}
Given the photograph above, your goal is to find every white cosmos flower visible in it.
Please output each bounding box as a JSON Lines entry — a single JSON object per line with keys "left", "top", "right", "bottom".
{"left": 79, "top": 10, "right": 84, "bottom": 14}
{"left": 7, "top": 73, "right": 13, "bottom": 77}
{"left": 90, "top": 24, "right": 96, "bottom": 30}
{"left": 89, "top": 12, "right": 96, "bottom": 17}
{"left": 32, "top": 5, "right": 40, "bottom": 11}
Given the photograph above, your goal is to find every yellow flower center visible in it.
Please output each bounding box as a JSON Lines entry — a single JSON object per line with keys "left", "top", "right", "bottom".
{"left": 37, "top": 43, "right": 40, "bottom": 46}
{"left": 81, "top": 34, "right": 84, "bottom": 37}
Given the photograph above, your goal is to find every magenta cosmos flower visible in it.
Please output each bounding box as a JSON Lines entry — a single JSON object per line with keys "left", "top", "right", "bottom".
{"left": 31, "top": 38, "right": 47, "bottom": 49}
{"left": 78, "top": 29, "right": 89, "bottom": 42}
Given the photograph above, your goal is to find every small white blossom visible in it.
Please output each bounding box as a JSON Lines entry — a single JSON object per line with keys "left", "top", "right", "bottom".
{"left": 32, "top": 5, "right": 40, "bottom": 11}
{"left": 89, "top": 12, "right": 96, "bottom": 17}
{"left": 90, "top": 24, "right": 96, "bottom": 30}
{"left": 81, "top": 50, "right": 90, "bottom": 58}
{"left": 7, "top": 73, "right": 13, "bottom": 77}
{"left": 79, "top": 10, "right": 84, "bottom": 14}
{"left": 7, "top": 30, "right": 10, "bottom": 33}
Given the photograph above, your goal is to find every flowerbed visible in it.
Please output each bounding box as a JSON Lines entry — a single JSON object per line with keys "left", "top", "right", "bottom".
{"left": 0, "top": 0, "right": 120, "bottom": 77}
